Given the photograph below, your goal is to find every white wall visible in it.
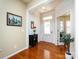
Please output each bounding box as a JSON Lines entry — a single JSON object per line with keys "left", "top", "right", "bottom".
{"left": 55, "top": 0, "right": 75, "bottom": 58}
{"left": 26, "top": 11, "right": 40, "bottom": 42}
{"left": 28, "top": 12, "right": 40, "bottom": 34}
{"left": 0, "top": 0, "right": 27, "bottom": 58}
{"left": 26, "top": 0, "right": 44, "bottom": 42}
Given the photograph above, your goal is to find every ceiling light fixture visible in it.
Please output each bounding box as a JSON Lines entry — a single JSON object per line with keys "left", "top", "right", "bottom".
{"left": 42, "top": 7, "right": 46, "bottom": 10}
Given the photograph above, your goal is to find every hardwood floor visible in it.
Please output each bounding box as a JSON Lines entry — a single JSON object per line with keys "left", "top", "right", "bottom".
{"left": 9, "top": 41, "right": 66, "bottom": 59}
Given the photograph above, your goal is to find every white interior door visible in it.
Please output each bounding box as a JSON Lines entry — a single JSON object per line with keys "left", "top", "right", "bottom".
{"left": 40, "top": 16, "right": 54, "bottom": 43}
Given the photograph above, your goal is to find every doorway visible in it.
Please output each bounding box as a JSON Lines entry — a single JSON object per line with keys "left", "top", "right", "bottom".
{"left": 57, "top": 15, "right": 71, "bottom": 45}
{"left": 40, "top": 11, "right": 55, "bottom": 43}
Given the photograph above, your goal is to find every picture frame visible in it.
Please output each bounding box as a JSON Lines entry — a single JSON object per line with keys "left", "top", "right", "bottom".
{"left": 7, "top": 12, "right": 22, "bottom": 27}
{"left": 31, "top": 21, "right": 34, "bottom": 29}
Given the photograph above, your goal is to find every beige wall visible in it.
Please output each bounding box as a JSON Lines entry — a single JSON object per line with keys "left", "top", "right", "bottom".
{"left": 0, "top": 0, "right": 27, "bottom": 58}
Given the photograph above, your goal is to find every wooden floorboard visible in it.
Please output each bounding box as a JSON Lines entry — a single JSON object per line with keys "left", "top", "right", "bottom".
{"left": 8, "top": 41, "right": 66, "bottom": 59}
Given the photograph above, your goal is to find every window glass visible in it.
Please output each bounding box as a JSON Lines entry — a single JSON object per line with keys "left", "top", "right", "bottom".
{"left": 66, "top": 20, "right": 70, "bottom": 33}
{"left": 43, "top": 16, "right": 52, "bottom": 20}
{"left": 60, "top": 21, "right": 64, "bottom": 32}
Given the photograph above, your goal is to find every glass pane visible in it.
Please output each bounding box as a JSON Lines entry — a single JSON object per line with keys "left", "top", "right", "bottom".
{"left": 44, "top": 21, "right": 50, "bottom": 34}
{"left": 60, "top": 21, "right": 64, "bottom": 32}
{"left": 66, "top": 20, "right": 70, "bottom": 33}
{"left": 43, "top": 16, "right": 52, "bottom": 20}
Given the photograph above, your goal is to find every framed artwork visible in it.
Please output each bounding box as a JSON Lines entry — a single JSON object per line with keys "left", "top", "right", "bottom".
{"left": 7, "top": 12, "right": 22, "bottom": 27}
{"left": 31, "top": 21, "right": 34, "bottom": 29}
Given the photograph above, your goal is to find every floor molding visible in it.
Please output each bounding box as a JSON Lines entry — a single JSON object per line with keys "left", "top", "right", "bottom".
{"left": 2, "top": 47, "right": 28, "bottom": 59}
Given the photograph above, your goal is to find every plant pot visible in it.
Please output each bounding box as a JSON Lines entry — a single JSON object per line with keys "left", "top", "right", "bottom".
{"left": 65, "top": 52, "right": 72, "bottom": 59}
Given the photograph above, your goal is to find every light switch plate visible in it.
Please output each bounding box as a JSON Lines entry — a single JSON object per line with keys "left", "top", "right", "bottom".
{"left": 0, "top": 49, "right": 2, "bottom": 51}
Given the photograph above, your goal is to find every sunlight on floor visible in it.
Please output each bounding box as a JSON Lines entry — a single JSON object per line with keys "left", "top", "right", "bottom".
{"left": 44, "top": 49, "right": 50, "bottom": 59}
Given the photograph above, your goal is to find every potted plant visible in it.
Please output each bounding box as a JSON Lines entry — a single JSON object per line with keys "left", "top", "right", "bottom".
{"left": 33, "top": 26, "right": 36, "bottom": 35}
{"left": 60, "top": 32, "right": 74, "bottom": 59}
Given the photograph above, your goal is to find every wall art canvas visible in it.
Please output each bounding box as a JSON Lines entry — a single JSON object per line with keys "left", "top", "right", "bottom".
{"left": 7, "top": 12, "right": 22, "bottom": 26}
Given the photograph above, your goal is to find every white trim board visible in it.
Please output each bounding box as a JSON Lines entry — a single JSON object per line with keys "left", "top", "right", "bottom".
{"left": 2, "top": 47, "right": 28, "bottom": 59}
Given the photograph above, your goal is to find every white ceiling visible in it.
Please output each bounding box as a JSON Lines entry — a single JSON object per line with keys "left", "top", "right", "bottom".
{"left": 20, "top": 0, "right": 63, "bottom": 14}
{"left": 29, "top": 0, "right": 63, "bottom": 14}
{"left": 20, "top": 0, "right": 34, "bottom": 4}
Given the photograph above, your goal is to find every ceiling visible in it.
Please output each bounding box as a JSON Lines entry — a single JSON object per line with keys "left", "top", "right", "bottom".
{"left": 20, "top": 0, "right": 34, "bottom": 4}
{"left": 20, "top": 0, "right": 63, "bottom": 14}
{"left": 29, "top": 0, "right": 63, "bottom": 14}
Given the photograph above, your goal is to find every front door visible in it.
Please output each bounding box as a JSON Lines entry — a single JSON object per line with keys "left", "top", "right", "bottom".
{"left": 40, "top": 15, "right": 54, "bottom": 43}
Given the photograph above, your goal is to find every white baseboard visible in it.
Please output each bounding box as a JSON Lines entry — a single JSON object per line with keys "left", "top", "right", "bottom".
{"left": 2, "top": 47, "right": 28, "bottom": 59}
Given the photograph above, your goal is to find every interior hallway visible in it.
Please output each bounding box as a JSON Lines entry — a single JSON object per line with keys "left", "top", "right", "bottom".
{"left": 0, "top": 0, "right": 74, "bottom": 59}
